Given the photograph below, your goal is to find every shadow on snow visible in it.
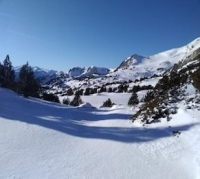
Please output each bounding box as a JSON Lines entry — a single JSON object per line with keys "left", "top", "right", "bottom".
{"left": 0, "top": 94, "right": 196, "bottom": 143}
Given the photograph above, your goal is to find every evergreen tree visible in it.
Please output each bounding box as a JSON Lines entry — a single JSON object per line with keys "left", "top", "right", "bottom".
{"left": 67, "top": 88, "right": 74, "bottom": 96}
{"left": 155, "top": 75, "right": 170, "bottom": 92}
{"left": 102, "top": 98, "right": 113, "bottom": 107}
{"left": 1, "top": 55, "right": 15, "bottom": 89}
{"left": 128, "top": 92, "right": 139, "bottom": 106}
{"left": 63, "top": 97, "right": 70, "bottom": 105}
{"left": 42, "top": 93, "right": 60, "bottom": 103}
{"left": 132, "top": 85, "right": 140, "bottom": 93}
{"left": 84, "top": 88, "right": 91, "bottom": 95}
{"left": 70, "top": 93, "right": 83, "bottom": 106}
{"left": 144, "top": 90, "right": 155, "bottom": 102}
{"left": 192, "top": 65, "right": 200, "bottom": 91}
{"left": 98, "top": 85, "right": 106, "bottom": 93}
{"left": 0, "top": 62, "right": 4, "bottom": 85}
{"left": 117, "top": 84, "right": 123, "bottom": 93}
{"left": 17, "top": 62, "right": 40, "bottom": 97}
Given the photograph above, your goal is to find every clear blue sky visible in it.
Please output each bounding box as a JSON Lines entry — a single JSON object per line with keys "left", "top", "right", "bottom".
{"left": 0, "top": 0, "right": 200, "bottom": 71}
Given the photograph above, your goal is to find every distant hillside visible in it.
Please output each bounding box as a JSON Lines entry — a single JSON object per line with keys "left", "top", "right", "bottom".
{"left": 40, "top": 37, "right": 200, "bottom": 96}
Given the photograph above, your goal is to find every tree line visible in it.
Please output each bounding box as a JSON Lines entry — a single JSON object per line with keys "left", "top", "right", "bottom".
{"left": 0, "top": 55, "right": 84, "bottom": 106}
{"left": 0, "top": 55, "right": 40, "bottom": 97}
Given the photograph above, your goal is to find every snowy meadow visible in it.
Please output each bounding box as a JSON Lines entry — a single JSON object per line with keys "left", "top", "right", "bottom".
{"left": 1, "top": 88, "right": 200, "bottom": 179}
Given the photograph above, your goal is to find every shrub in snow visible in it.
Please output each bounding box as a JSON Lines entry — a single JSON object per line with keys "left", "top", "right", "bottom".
{"left": 144, "top": 90, "right": 155, "bottom": 102}
{"left": 70, "top": 93, "right": 83, "bottom": 106}
{"left": 84, "top": 88, "right": 91, "bottom": 95}
{"left": 155, "top": 75, "right": 170, "bottom": 92}
{"left": 123, "top": 84, "right": 129, "bottom": 92}
{"left": 107, "top": 87, "right": 113, "bottom": 93}
{"left": 91, "top": 88, "right": 98, "bottom": 94}
{"left": 155, "top": 72, "right": 188, "bottom": 94}
{"left": 192, "top": 64, "right": 200, "bottom": 92}
{"left": 139, "top": 76, "right": 148, "bottom": 81}
{"left": 102, "top": 98, "right": 114, "bottom": 107}
{"left": 63, "top": 97, "right": 70, "bottom": 105}
{"left": 172, "top": 130, "right": 181, "bottom": 137}
{"left": 75, "top": 89, "right": 83, "bottom": 96}
{"left": 67, "top": 88, "right": 74, "bottom": 96}
{"left": 132, "top": 96, "right": 167, "bottom": 123}
{"left": 42, "top": 93, "right": 60, "bottom": 103}
{"left": 132, "top": 85, "right": 140, "bottom": 93}
{"left": 98, "top": 85, "right": 106, "bottom": 93}
{"left": 117, "top": 84, "right": 123, "bottom": 93}
{"left": 128, "top": 92, "right": 139, "bottom": 106}
{"left": 152, "top": 108, "right": 167, "bottom": 121}
{"left": 131, "top": 85, "right": 153, "bottom": 93}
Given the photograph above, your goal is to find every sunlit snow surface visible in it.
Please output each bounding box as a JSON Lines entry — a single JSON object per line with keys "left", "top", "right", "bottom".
{"left": 0, "top": 88, "right": 200, "bottom": 179}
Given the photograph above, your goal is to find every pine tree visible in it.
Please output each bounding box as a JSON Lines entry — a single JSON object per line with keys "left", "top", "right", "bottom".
{"left": 192, "top": 64, "right": 200, "bottom": 91}
{"left": 17, "top": 62, "right": 40, "bottom": 97}
{"left": 1, "top": 55, "right": 15, "bottom": 89}
{"left": 42, "top": 93, "right": 60, "bottom": 103}
{"left": 70, "top": 93, "right": 83, "bottom": 106}
{"left": 84, "top": 88, "right": 91, "bottom": 95}
{"left": 144, "top": 90, "right": 155, "bottom": 102}
{"left": 128, "top": 92, "right": 139, "bottom": 106}
{"left": 102, "top": 98, "right": 113, "bottom": 107}
{"left": 155, "top": 75, "right": 170, "bottom": 92}
{"left": 0, "top": 62, "right": 4, "bottom": 84}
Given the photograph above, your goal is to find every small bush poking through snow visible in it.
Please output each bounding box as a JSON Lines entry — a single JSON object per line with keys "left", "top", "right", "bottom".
{"left": 102, "top": 98, "right": 114, "bottom": 107}
{"left": 63, "top": 97, "right": 70, "bottom": 105}
{"left": 70, "top": 93, "right": 83, "bottom": 106}
{"left": 42, "top": 93, "right": 60, "bottom": 103}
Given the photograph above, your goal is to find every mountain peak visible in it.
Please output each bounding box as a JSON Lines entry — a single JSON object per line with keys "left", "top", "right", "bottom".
{"left": 116, "top": 54, "right": 146, "bottom": 71}
{"left": 68, "top": 66, "right": 110, "bottom": 78}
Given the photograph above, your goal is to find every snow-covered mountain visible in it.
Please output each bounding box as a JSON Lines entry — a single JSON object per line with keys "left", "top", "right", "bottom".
{"left": 42, "top": 37, "right": 200, "bottom": 94}
{"left": 111, "top": 37, "right": 200, "bottom": 79}
{"left": 115, "top": 54, "right": 146, "bottom": 71}
{"left": 68, "top": 66, "right": 110, "bottom": 78}
{"left": 13, "top": 37, "right": 200, "bottom": 95}
{"left": 14, "top": 66, "right": 58, "bottom": 84}
{"left": 14, "top": 65, "right": 110, "bottom": 84}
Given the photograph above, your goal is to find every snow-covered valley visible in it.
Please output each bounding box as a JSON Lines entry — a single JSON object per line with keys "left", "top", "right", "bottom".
{"left": 1, "top": 37, "right": 200, "bottom": 179}
{"left": 1, "top": 88, "right": 200, "bottom": 179}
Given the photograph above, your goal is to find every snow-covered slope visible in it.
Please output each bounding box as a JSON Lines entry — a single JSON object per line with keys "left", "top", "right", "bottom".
{"left": 112, "top": 37, "right": 200, "bottom": 79}
{"left": 0, "top": 88, "right": 200, "bottom": 179}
